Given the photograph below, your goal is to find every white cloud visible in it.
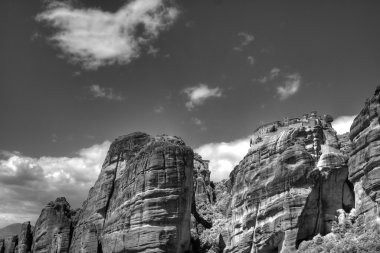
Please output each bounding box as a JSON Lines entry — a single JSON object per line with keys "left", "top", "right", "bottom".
{"left": 196, "top": 136, "right": 251, "bottom": 182}
{"left": 191, "top": 117, "right": 207, "bottom": 131}
{"left": 276, "top": 73, "right": 301, "bottom": 100}
{"left": 154, "top": 105, "right": 164, "bottom": 113}
{"left": 0, "top": 141, "right": 110, "bottom": 228}
{"left": 183, "top": 84, "right": 223, "bottom": 110}
{"left": 89, "top": 84, "right": 124, "bottom": 101}
{"left": 269, "top": 67, "right": 280, "bottom": 79}
{"left": 332, "top": 115, "right": 357, "bottom": 135}
{"left": 234, "top": 32, "right": 254, "bottom": 51}
{"left": 36, "top": 0, "right": 179, "bottom": 69}
{"left": 255, "top": 68, "right": 302, "bottom": 100}
{"left": 247, "top": 56, "right": 255, "bottom": 65}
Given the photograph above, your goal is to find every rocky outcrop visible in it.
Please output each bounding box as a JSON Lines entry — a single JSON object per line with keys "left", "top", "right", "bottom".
{"left": 70, "top": 132, "right": 193, "bottom": 253}
{"left": 348, "top": 86, "right": 380, "bottom": 225}
{"left": 225, "top": 113, "right": 354, "bottom": 253}
{"left": 3, "top": 236, "right": 17, "bottom": 253}
{"left": 17, "top": 222, "right": 32, "bottom": 253}
{"left": 31, "top": 197, "right": 77, "bottom": 253}
{"left": 191, "top": 154, "right": 231, "bottom": 253}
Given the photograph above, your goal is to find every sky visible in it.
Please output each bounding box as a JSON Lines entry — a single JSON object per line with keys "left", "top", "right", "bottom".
{"left": 0, "top": 0, "right": 379, "bottom": 227}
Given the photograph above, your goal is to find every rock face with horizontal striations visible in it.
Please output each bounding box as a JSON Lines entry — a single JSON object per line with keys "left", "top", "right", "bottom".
{"left": 191, "top": 154, "right": 231, "bottom": 253}
{"left": 348, "top": 86, "right": 380, "bottom": 226}
{"left": 3, "top": 235, "right": 17, "bottom": 253}
{"left": 17, "top": 222, "right": 32, "bottom": 253}
{"left": 225, "top": 112, "right": 355, "bottom": 253}
{"left": 69, "top": 132, "right": 193, "bottom": 253}
{"left": 31, "top": 197, "right": 77, "bottom": 253}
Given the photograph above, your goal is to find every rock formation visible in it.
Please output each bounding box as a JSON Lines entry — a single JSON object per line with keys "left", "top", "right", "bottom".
{"left": 32, "top": 197, "right": 77, "bottom": 253}
{"left": 348, "top": 86, "right": 380, "bottom": 226}
{"left": 191, "top": 154, "right": 231, "bottom": 253}
{"left": 5, "top": 86, "right": 380, "bottom": 253}
{"left": 225, "top": 112, "right": 354, "bottom": 253}
{"left": 70, "top": 132, "right": 193, "bottom": 253}
{"left": 17, "top": 222, "right": 32, "bottom": 253}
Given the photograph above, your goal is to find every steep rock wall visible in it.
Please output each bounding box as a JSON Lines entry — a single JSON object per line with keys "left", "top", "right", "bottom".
{"left": 31, "top": 197, "right": 77, "bottom": 253}
{"left": 70, "top": 132, "right": 193, "bottom": 253}
{"left": 348, "top": 86, "right": 380, "bottom": 225}
{"left": 226, "top": 115, "right": 354, "bottom": 253}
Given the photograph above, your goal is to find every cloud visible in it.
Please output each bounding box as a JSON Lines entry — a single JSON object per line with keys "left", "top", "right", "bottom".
{"left": 234, "top": 32, "right": 254, "bottom": 51}
{"left": 154, "top": 105, "right": 164, "bottom": 113}
{"left": 89, "top": 84, "right": 124, "bottom": 101}
{"left": 276, "top": 73, "right": 301, "bottom": 100}
{"left": 247, "top": 56, "right": 255, "bottom": 65}
{"left": 36, "top": 0, "right": 179, "bottom": 69}
{"left": 196, "top": 136, "right": 251, "bottom": 182}
{"left": 256, "top": 68, "right": 302, "bottom": 100}
{"left": 332, "top": 115, "right": 357, "bottom": 134}
{"left": 191, "top": 117, "right": 207, "bottom": 131}
{"left": 0, "top": 141, "right": 110, "bottom": 228}
{"left": 269, "top": 68, "right": 280, "bottom": 79}
{"left": 183, "top": 84, "right": 223, "bottom": 110}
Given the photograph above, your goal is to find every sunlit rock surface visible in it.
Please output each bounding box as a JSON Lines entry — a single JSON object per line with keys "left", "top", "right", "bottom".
{"left": 31, "top": 197, "right": 76, "bottom": 253}
{"left": 348, "top": 86, "right": 380, "bottom": 225}
{"left": 70, "top": 132, "right": 193, "bottom": 253}
{"left": 17, "top": 222, "right": 32, "bottom": 253}
{"left": 225, "top": 113, "right": 354, "bottom": 253}
{"left": 191, "top": 154, "right": 231, "bottom": 253}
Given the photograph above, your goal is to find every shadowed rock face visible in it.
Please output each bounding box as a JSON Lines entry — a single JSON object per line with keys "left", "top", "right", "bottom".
{"left": 31, "top": 197, "right": 77, "bottom": 253}
{"left": 17, "top": 222, "right": 32, "bottom": 253}
{"left": 69, "top": 132, "right": 193, "bottom": 253}
{"left": 225, "top": 114, "right": 354, "bottom": 253}
{"left": 348, "top": 86, "right": 380, "bottom": 225}
{"left": 191, "top": 154, "right": 231, "bottom": 253}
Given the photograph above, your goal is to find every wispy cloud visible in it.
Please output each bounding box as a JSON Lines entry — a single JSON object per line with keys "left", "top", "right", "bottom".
{"left": 256, "top": 68, "right": 302, "bottom": 100}
{"left": 332, "top": 115, "right": 357, "bottom": 134}
{"left": 154, "top": 105, "right": 164, "bottom": 113}
{"left": 89, "top": 84, "right": 124, "bottom": 101}
{"left": 0, "top": 141, "right": 110, "bottom": 227}
{"left": 196, "top": 136, "right": 251, "bottom": 182}
{"left": 276, "top": 73, "right": 301, "bottom": 100}
{"left": 247, "top": 56, "right": 255, "bottom": 65}
{"left": 191, "top": 117, "right": 207, "bottom": 131}
{"left": 234, "top": 32, "right": 254, "bottom": 51}
{"left": 183, "top": 84, "right": 223, "bottom": 110}
{"left": 36, "top": 0, "right": 179, "bottom": 69}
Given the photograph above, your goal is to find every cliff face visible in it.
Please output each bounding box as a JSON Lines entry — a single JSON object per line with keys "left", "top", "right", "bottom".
{"left": 69, "top": 132, "right": 194, "bottom": 253}
{"left": 225, "top": 114, "right": 354, "bottom": 253}
{"left": 32, "top": 197, "right": 77, "bottom": 253}
{"left": 191, "top": 154, "right": 231, "bottom": 253}
{"left": 8, "top": 87, "right": 380, "bottom": 253}
{"left": 348, "top": 87, "right": 380, "bottom": 225}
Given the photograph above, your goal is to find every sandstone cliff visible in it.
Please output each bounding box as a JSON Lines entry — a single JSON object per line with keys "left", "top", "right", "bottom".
{"left": 348, "top": 86, "right": 380, "bottom": 226}
{"left": 6, "top": 87, "right": 380, "bottom": 253}
{"left": 225, "top": 112, "right": 354, "bottom": 253}
{"left": 69, "top": 132, "right": 193, "bottom": 253}
{"left": 32, "top": 197, "right": 78, "bottom": 253}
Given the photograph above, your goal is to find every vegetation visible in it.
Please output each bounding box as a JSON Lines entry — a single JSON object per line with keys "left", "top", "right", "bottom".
{"left": 298, "top": 218, "right": 380, "bottom": 253}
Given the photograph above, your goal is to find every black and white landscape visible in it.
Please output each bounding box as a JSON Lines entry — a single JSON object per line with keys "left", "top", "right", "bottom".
{"left": 0, "top": 1, "right": 380, "bottom": 252}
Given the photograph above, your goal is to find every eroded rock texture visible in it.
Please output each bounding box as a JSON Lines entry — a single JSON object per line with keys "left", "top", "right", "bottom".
{"left": 17, "top": 222, "right": 32, "bottom": 253}
{"left": 191, "top": 154, "right": 231, "bottom": 253}
{"left": 225, "top": 113, "right": 354, "bottom": 253}
{"left": 32, "top": 197, "right": 77, "bottom": 253}
{"left": 348, "top": 86, "right": 380, "bottom": 225}
{"left": 3, "top": 236, "right": 17, "bottom": 253}
{"left": 70, "top": 132, "right": 193, "bottom": 253}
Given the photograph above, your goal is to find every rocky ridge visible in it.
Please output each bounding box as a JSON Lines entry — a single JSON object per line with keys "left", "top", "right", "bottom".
{"left": 1, "top": 87, "right": 380, "bottom": 253}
